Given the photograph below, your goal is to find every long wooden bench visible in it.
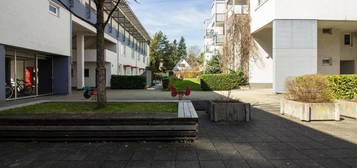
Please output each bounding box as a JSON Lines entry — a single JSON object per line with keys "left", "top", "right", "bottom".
{"left": 0, "top": 100, "right": 199, "bottom": 141}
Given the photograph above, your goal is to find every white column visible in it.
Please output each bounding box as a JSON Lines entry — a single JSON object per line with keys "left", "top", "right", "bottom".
{"left": 273, "top": 19, "right": 318, "bottom": 93}
{"left": 76, "top": 34, "right": 85, "bottom": 89}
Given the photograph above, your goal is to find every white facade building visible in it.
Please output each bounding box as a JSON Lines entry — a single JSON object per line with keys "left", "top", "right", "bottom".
{"left": 0, "top": 0, "right": 150, "bottom": 101}
{"left": 204, "top": 0, "right": 227, "bottom": 62}
{"left": 251, "top": 0, "right": 357, "bottom": 93}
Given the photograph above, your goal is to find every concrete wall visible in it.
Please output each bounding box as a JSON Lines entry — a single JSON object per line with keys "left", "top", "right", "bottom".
{"left": 250, "top": 0, "right": 276, "bottom": 33}
{"left": 273, "top": 20, "right": 318, "bottom": 93}
{"left": 251, "top": 0, "right": 357, "bottom": 33}
{"left": 0, "top": 45, "right": 5, "bottom": 102}
{"left": 0, "top": 0, "right": 71, "bottom": 56}
{"left": 318, "top": 28, "right": 357, "bottom": 74}
{"left": 250, "top": 28, "right": 273, "bottom": 84}
{"left": 274, "top": 0, "right": 357, "bottom": 21}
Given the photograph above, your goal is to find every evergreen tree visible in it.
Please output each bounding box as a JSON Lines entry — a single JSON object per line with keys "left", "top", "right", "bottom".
{"left": 177, "top": 37, "right": 187, "bottom": 59}
{"left": 148, "top": 31, "right": 164, "bottom": 72}
{"left": 204, "top": 55, "right": 222, "bottom": 74}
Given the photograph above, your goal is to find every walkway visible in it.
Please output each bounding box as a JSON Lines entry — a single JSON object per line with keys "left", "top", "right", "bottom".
{"left": 0, "top": 89, "right": 357, "bottom": 167}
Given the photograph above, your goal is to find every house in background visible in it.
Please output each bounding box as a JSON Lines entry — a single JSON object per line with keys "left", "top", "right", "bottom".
{"left": 251, "top": 0, "right": 357, "bottom": 93}
{"left": 173, "top": 59, "right": 192, "bottom": 71}
{"left": 0, "top": 0, "right": 150, "bottom": 102}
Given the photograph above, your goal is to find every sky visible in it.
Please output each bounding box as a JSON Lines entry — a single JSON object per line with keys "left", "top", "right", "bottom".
{"left": 129, "top": 0, "right": 211, "bottom": 50}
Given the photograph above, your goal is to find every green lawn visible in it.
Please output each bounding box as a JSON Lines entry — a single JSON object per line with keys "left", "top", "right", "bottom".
{"left": 0, "top": 102, "right": 178, "bottom": 114}
{"left": 171, "top": 78, "right": 201, "bottom": 91}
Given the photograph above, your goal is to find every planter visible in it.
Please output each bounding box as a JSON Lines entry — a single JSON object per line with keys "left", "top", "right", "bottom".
{"left": 209, "top": 101, "right": 251, "bottom": 122}
{"left": 337, "top": 100, "right": 357, "bottom": 119}
{"left": 280, "top": 99, "right": 340, "bottom": 121}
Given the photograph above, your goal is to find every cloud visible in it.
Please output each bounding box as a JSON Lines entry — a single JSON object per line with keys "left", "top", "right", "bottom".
{"left": 130, "top": 0, "right": 211, "bottom": 48}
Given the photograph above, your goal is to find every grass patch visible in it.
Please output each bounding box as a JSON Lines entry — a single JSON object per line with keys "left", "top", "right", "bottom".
{"left": 172, "top": 78, "right": 201, "bottom": 91}
{"left": 0, "top": 102, "right": 178, "bottom": 114}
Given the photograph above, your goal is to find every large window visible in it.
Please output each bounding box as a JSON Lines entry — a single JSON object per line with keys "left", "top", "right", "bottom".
{"left": 5, "top": 48, "right": 53, "bottom": 100}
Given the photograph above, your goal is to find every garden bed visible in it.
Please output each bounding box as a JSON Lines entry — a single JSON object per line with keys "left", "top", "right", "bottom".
{"left": 0, "top": 100, "right": 198, "bottom": 141}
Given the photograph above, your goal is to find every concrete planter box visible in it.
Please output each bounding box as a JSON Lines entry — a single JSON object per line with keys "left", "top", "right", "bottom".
{"left": 209, "top": 101, "right": 251, "bottom": 122}
{"left": 337, "top": 100, "right": 357, "bottom": 119}
{"left": 280, "top": 99, "right": 340, "bottom": 121}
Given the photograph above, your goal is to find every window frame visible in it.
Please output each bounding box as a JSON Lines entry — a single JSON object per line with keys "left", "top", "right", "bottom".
{"left": 48, "top": 1, "right": 60, "bottom": 17}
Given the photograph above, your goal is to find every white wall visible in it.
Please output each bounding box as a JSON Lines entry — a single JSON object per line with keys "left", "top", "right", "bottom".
{"left": 251, "top": 0, "right": 357, "bottom": 33}
{"left": 317, "top": 29, "right": 341, "bottom": 75}
{"left": 250, "top": 28, "right": 273, "bottom": 84}
{"left": 250, "top": 0, "right": 276, "bottom": 33}
{"left": 0, "top": 0, "right": 71, "bottom": 56}
{"left": 318, "top": 28, "right": 357, "bottom": 74}
{"left": 273, "top": 20, "right": 318, "bottom": 93}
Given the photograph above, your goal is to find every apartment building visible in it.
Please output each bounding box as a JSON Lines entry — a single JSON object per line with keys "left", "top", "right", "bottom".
{"left": 0, "top": 0, "right": 150, "bottom": 101}
{"left": 205, "top": 0, "right": 357, "bottom": 93}
{"left": 204, "top": 0, "right": 273, "bottom": 86}
{"left": 251, "top": 0, "right": 357, "bottom": 93}
{"left": 204, "top": 0, "right": 226, "bottom": 62}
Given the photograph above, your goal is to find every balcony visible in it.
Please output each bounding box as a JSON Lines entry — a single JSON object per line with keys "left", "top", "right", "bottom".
{"left": 215, "top": 34, "right": 225, "bottom": 45}
{"left": 227, "top": 5, "right": 249, "bottom": 18}
{"left": 72, "top": 49, "right": 117, "bottom": 63}
{"left": 213, "top": 13, "right": 225, "bottom": 27}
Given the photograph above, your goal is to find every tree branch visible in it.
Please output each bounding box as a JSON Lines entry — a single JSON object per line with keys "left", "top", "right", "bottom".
{"left": 104, "top": 0, "right": 121, "bottom": 27}
{"left": 57, "top": 0, "right": 96, "bottom": 27}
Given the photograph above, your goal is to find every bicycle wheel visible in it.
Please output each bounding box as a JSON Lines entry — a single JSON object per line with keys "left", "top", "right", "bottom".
{"left": 5, "top": 87, "right": 13, "bottom": 99}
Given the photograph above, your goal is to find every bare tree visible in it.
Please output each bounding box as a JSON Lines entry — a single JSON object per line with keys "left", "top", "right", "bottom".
{"left": 222, "top": 0, "right": 257, "bottom": 79}
{"left": 58, "top": 0, "right": 122, "bottom": 108}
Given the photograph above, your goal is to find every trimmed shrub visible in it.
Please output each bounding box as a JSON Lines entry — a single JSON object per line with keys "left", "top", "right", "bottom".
{"left": 174, "top": 71, "right": 202, "bottom": 79}
{"left": 286, "top": 74, "right": 332, "bottom": 103}
{"left": 200, "top": 74, "right": 246, "bottom": 91}
{"left": 111, "top": 75, "right": 146, "bottom": 89}
{"left": 327, "top": 75, "right": 357, "bottom": 100}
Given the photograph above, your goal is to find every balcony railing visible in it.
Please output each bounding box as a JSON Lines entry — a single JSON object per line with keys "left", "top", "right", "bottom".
{"left": 215, "top": 13, "right": 225, "bottom": 22}
{"left": 215, "top": 34, "right": 225, "bottom": 44}
{"left": 227, "top": 5, "right": 249, "bottom": 18}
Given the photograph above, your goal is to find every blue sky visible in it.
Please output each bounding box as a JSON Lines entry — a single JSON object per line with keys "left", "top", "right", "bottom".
{"left": 129, "top": 0, "right": 211, "bottom": 49}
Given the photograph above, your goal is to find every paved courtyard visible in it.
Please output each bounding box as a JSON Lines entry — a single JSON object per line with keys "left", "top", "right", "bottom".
{"left": 1, "top": 89, "right": 357, "bottom": 168}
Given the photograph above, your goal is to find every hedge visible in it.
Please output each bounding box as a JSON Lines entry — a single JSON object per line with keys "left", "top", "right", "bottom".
{"left": 174, "top": 71, "right": 202, "bottom": 79}
{"left": 200, "top": 74, "right": 247, "bottom": 91}
{"left": 111, "top": 75, "right": 146, "bottom": 89}
{"left": 327, "top": 75, "right": 357, "bottom": 99}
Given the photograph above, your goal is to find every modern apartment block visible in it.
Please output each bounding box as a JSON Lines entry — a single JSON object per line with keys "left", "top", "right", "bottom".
{"left": 203, "top": 0, "right": 272, "bottom": 86}
{"left": 203, "top": 0, "right": 226, "bottom": 62}
{"left": 205, "top": 0, "right": 357, "bottom": 93}
{"left": 251, "top": 0, "right": 357, "bottom": 93}
{"left": 0, "top": 0, "right": 150, "bottom": 101}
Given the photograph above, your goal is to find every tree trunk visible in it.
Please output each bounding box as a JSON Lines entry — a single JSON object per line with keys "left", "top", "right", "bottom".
{"left": 96, "top": 1, "right": 107, "bottom": 108}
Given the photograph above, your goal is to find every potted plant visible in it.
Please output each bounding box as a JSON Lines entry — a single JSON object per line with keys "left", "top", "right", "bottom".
{"left": 281, "top": 74, "right": 340, "bottom": 121}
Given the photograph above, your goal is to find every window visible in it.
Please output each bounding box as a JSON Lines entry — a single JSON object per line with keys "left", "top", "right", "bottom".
{"left": 344, "top": 34, "right": 353, "bottom": 46}
{"left": 49, "top": 3, "right": 59, "bottom": 16}
{"left": 257, "top": 0, "right": 268, "bottom": 7}
{"left": 84, "top": 69, "right": 89, "bottom": 77}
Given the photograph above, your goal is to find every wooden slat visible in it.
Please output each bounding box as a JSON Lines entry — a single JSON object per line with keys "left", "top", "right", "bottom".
{"left": 183, "top": 102, "right": 191, "bottom": 118}
{"left": 188, "top": 103, "right": 198, "bottom": 118}
{"left": 178, "top": 101, "right": 185, "bottom": 118}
